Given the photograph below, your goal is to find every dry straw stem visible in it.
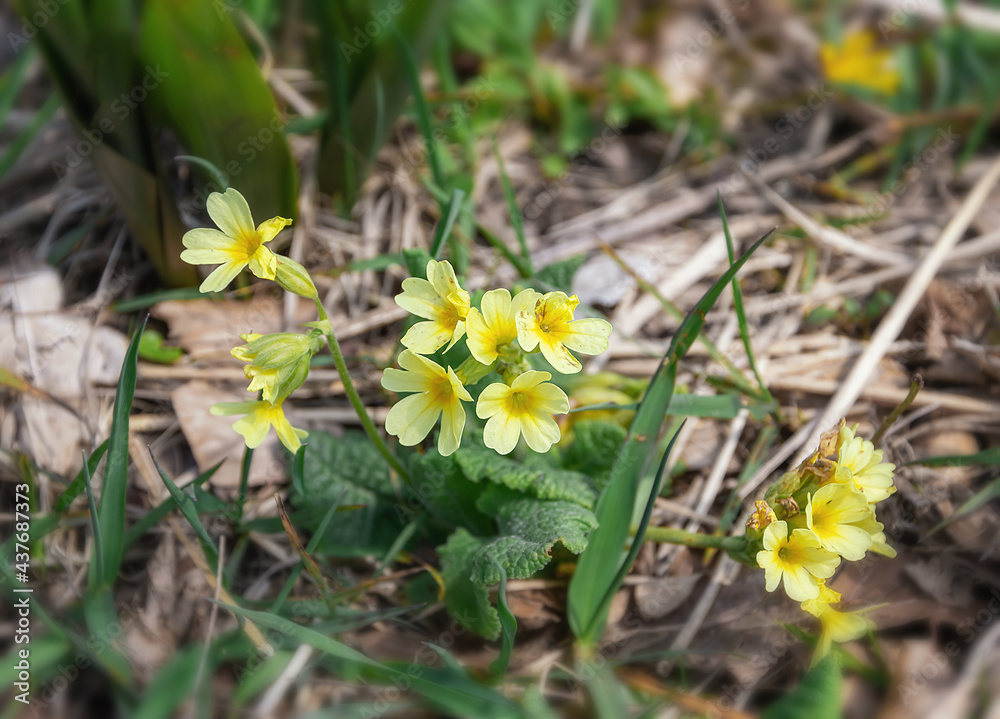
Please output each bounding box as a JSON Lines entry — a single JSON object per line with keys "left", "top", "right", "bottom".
{"left": 791, "top": 154, "right": 1000, "bottom": 464}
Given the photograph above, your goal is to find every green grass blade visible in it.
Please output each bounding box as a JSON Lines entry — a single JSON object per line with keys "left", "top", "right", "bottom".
{"left": 908, "top": 447, "right": 1000, "bottom": 467}
{"left": 488, "top": 563, "right": 517, "bottom": 678}
{"left": 134, "top": 645, "right": 202, "bottom": 719}
{"left": 584, "top": 422, "right": 685, "bottom": 643}
{"left": 927, "top": 473, "right": 1000, "bottom": 536}
{"left": 493, "top": 140, "right": 533, "bottom": 274}
{"left": 399, "top": 30, "right": 445, "bottom": 191}
{"left": 718, "top": 194, "right": 773, "bottom": 406}
{"left": 89, "top": 315, "right": 146, "bottom": 590}
{"left": 0, "top": 94, "right": 59, "bottom": 179}
{"left": 430, "top": 188, "right": 467, "bottom": 259}
{"left": 235, "top": 443, "right": 255, "bottom": 524}
{"left": 0, "top": 45, "right": 35, "bottom": 130}
{"left": 760, "top": 655, "right": 841, "bottom": 719}
{"left": 149, "top": 450, "right": 219, "bottom": 573}
{"left": 122, "top": 462, "right": 221, "bottom": 550}
{"left": 568, "top": 230, "right": 772, "bottom": 644}
{"left": 82, "top": 451, "right": 104, "bottom": 588}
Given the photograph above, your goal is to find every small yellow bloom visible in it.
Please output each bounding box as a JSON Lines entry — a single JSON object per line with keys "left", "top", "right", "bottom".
{"left": 515, "top": 291, "right": 612, "bottom": 374}
{"left": 395, "top": 260, "right": 470, "bottom": 354}
{"left": 805, "top": 484, "right": 874, "bottom": 561}
{"left": 181, "top": 188, "right": 292, "bottom": 293}
{"left": 465, "top": 289, "right": 538, "bottom": 365}
{"left": 381, "top": 350, "right": 472, "bottom": 456}
{"left": 231, "top": 331, "right": 318, "bottom": 403}
{"left": 833, "top": 424, "right": 896, "bottom": 503}
{"left": 210, "top": 398, "right": 307, "bottom": 453}
{"left": 476, "top": 370, "right": 570, "bottom": 455}
{"left": 756, "top": 521, "right": 840, "bottom": 602}
{"left": 801, "top": 595, "right": 875, "bottom": 659}
{"left": 855, "top": 512, "right": 897, "bottom": 558}
{"left": 821, "top": 29, "right": 900, "bottom": 95}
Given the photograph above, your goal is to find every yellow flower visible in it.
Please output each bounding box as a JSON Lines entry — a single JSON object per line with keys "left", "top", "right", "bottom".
{"left": 832, "top": 424, "right": 896, "bottom": 503}
{"left": 805, "top": 484, "right": 874, "bottom": 561}
{"left": 801, "top": 594, "right": 875, "bottom": 659}
{"left": 855, "top": 512, "right": 897, "bottom": 558}
{"left": 210, "top": 398, "right": 307, "bottom": 453}
{"left": 747, "top": 500, "right": 777, "bottom": 532}
{"left": 381, "top": 350, "right": 472, "bottom": 456}
{"left": 465, "top": 289, "right": 538, "bottom": 365}
{"left": 821, "top": 29, "right": 900, "bottom": 95}
{"left": 395, "top": 260, "right": 470, "bottom": 354}
{"left": 181, "top": 188, "right": 292, "bottom": 293}
{"left": 231, "top": 331, "right": 318, "bottom": 403}
{"left": 756, "top": 521, "right": 840, "bottom": 602}
{"left": 515, "top": 291, "right": 612, "bottom": 374}
{"left": 476, "top": 370, "right": 570, "bottom": 455}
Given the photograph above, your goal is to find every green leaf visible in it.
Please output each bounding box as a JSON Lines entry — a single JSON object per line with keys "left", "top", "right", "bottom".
{"left": 908, "top": 447, "right": 1000, "bottom": 467}
{"left": 149, "top": 451, "right": 219, "bottom": 572}
{"left": 568, "top": 230, "right": 771, "bottom": 644}
{"left": 472, "top": 486, "right": 599, "bottom": 584}
{"left": 291, "top": 431, "right": 398, "bottom": 556}
{"left": 430, "top": 188, "right": 467, "bottom": 259}
{"left": 563, "top": 420, "right": 627, "bottom": 487}
{"left": 454, "top": 447, "right": 597, "bottom": 509}
{"left": 137, "top": 0, "right": 298, "bottom": 221}
{"left": 122, "top": 462, "right": 220, "bottom": 550}
{"left": 439, "top": 528, "right": 501, "bottom": 640}
{"left": 761, "top": 655, "right": 842, "bottom": 719}
{"left": 489, "top": 562, "right": 517, "bottom": 678}
{"left": 90, "top": 316, "right": 146, "bottom": 590}
{"left": 530, "top": 254, "right": 587, "bottom": 293}
{"left": 137, "top": 329, "right": 184, "bottom": 364}
{"left": 134, "top": 645, "right": 202, "bottom": 719}
{"left": 410, "top": 451, "right": 494, "bottom": 536}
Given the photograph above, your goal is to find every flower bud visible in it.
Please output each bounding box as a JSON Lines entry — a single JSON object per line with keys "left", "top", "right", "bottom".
{"left": 275, "top": 256, "right": 318, "bottom": 299}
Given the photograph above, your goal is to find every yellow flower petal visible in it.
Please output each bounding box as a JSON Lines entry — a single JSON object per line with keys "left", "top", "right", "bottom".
{"left": 207, "top": 187, "right": 255, "bottom": 239}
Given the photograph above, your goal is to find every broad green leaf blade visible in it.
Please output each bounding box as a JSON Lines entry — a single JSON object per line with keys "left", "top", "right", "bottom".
{"left": 761, "top": 655, "right": 842, "bottom": 719}
{"left": 138, "top": 0, "right": 298, "bottom": 221}
{"left": 440, "top": 529, "right": 501, "bottom": 640}
{"left": 90, "top": 316, "right": 146, "bottom": 590}
{"left": 568, "top": 230, "right": 771, "bottom": 644}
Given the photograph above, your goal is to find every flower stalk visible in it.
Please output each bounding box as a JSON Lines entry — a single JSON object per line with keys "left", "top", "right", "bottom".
{"left": 638, "top": 526, "right": 747, "bottom": 553}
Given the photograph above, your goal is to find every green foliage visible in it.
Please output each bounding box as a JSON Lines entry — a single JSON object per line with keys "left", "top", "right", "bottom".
{"left": 291, "top": 431, "right": 399, "bottom": 556}
{"left": 137, "top": 329, "right": 184, "bottom": 364}
{"left": 439, "top": 528, "right": 502, "bottom": 639}
{"left": 471, "top": 485, "right": 598, "bottom": 584}
{"left": 530, "top": 254, "right": 588, "bottom": 294}
{"left": 563, "top": 420, "right": 627, "bottom": 490}
{"left": 761, "top": 656, "right": 842, "bottom": 719}
{"left": 455, "top": 447, "right": 597, "bottom": 509}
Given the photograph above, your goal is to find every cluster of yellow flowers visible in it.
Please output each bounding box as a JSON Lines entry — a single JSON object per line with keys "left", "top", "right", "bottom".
{"left": 382, "top": 259, "right": 612, "bottom": 456}
{"left": 180, "top": 188, "right": 321, "bottom": 453}
{"left": 820, "top": 29, "right": 900, "bottom": 96}
{"left": 750, "top": 422, "right": 897, "bottom": 655}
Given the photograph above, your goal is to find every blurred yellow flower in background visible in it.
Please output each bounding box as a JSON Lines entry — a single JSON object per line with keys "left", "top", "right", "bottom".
{"left": 821, "top": 29, "right": 900, "bottom": 95}
{"left": 210, "top": 398, "right": 307, "bottom": 453}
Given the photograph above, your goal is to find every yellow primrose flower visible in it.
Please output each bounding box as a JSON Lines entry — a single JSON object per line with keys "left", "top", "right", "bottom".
{"left": 833, "top": 424, "right": 896, "bottom": 503}
{"left": 801, "top": 596, "right": 875, "bottom": 659}
{"left": 181, "top": 188, "right": 292, "bottom": 293}
{"left": 210, "top": 398, "right": 307, "bottom": 453}
{"left": 465, "top": 289, "right": 538, "bottom": 365}
{"left": 395, "top": 260, "right": 470, "bottom": 354}
{"left": 515, "top": 291, "right": 612, "bottom": 374}
{"left": 855, "top": 512, "right": 897, "bottom": 558}
{"left": 805, "top": 484, "right": 874, "bottom": 561}
{"left": 381, "top": 350, "right": 472, "bottom": 456}
{"left": 756, "top": 521, "right": 840, "bottom": 602}
{"left": 821, "top": 29, "right": 900, "bottom": 95}
{"left": 231, "top": 331, "right": 318, "bottom": 403}
{"left": 476, "top": 370, "right": 570, "bottom": 455}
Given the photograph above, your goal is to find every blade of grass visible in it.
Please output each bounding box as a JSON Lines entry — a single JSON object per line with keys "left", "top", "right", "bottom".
{"left": 274, "top": 493, "right": 337, "bottom": 613}
{"left": 149, "top": 450, "right": 220, "bottom": 573}
{"left": 493, "top": 140, "right": 533, "bottom": 275}
{"left": 430, "top": 188, "right": 467, "bottom": 259}
{"left": 399, "top": 29, "right": 445, "bottom": 192}
{"left": 122, "top": 462, "right": 221, "bottom": 550}
{"left": 0, "top": 45, "right": 35, "bottom": 129}
{"left": 0, "top": 94, "right": 59, "bottom": 179}
{"left": 235, "top": 442, "right": 254, "bottom": 524}
{"left": 718, "top": 194, "right": 774, "bottom": 410}
{"left": 89, "top": 315, "right": 146, "bottom": 590}
{"left": 81, "top": 451, "right": 105, "bottom": 588}
{"left": 568, "top": 230, "right": 772, "bottom": 645}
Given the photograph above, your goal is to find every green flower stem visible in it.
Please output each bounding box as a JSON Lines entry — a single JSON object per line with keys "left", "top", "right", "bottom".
{"left": 313, "top": 299, "right": 411, "bottom": 484}
{"left": 637, "top": 525, "right": 746, "bottom": 553}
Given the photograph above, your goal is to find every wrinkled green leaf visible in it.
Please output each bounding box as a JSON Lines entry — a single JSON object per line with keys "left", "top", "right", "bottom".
{"left": 438, "top": 528, "right": 500, "bottom": 639}
{"left": 455, "top": 447, "right": 597, "bottom": 509}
